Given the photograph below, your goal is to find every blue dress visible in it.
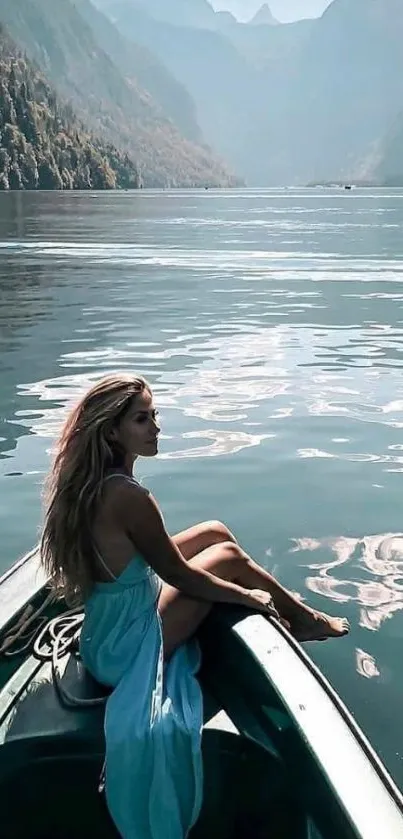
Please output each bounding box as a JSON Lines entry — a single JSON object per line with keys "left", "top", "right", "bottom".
{"left": 79, "top": 476, "right": 204, "bottom": 839}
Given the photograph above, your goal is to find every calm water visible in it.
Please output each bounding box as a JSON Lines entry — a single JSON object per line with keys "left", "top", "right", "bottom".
{"left": 1, "top": 188, "right": 403, "bottom": 786}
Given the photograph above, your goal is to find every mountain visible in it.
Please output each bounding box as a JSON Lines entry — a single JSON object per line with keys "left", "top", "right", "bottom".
{"left": 213, "top": 10, "right": 239, "bottom": 33}
{"left": 96, "top": 0, "right": 315, "bottom": 181}
{"left": 212, "top": 1, "right": 264, "bottom": 21}
{"left": 225, "top": 0, "right": 403, "bottom": 184}
{"left": 125, "top": 0, "right": 218, "bottom": 28}
{"left": 275, "top": 0, "right": 403, "bottom": 184}
{"left": 222, "top": 14, "right": 311, "bottom": 69}
{"left": 248, "top": 4, "right": 278, "bottom": 26}
{"left": 0, "top": 25, "right": 138, "bottom": 190}
{"left": 91, "top": 0, "right": 263, "bottom": 177}
{"left": 92, "top": 0, "right": 403, "bottom": 185}
{"left": 0, "top": 0, "right": 239, "bottom": 186}
{"left": 75, "top": 0, "right": 202, "bottom": 143}
{"left": 97, "top": 0, "right": 230, "bottom": 30}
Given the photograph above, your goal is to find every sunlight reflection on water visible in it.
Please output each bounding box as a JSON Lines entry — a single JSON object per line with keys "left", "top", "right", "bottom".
{"left": 293, "top": 534, "right": 403, "bottom": 631}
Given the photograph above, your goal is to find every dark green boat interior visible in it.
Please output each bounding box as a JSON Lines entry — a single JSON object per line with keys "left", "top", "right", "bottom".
{"left": 0, "top": 590, "right": 301, "bottom": 839}
{"left": 0, "top": 565, "right": 402, "bottom": 839}
{"left": 0, "top": 662, "right": 298, "bottom": 839}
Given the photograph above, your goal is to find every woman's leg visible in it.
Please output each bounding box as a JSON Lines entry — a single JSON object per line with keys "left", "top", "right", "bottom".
{"left": 159, "top": 540, "right": 349, "bottom": 658}
{"left": 172, "top": 520, "right": 236, "bottom": 560}
{"left": 173, "top": 521, "right": 349, "bottom": 640}
{"left": 159, "top": 541, "right": 247, "bottom": 659}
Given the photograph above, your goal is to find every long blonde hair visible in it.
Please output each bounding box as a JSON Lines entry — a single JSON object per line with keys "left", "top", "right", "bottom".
{"left": 40, "top": 373, "right": 150, "bottom": 604}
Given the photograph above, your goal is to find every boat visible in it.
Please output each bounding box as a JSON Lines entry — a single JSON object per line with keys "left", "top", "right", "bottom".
{"left": 0, "top": 549, "right": 403, "bottom": 839}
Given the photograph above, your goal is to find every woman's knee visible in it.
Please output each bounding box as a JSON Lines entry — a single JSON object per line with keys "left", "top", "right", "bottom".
{"left": 204, "top": 540, "right": 247, "bottom": 578}
{"left": 204, "top": 519, "right": 236, "bottom": 545}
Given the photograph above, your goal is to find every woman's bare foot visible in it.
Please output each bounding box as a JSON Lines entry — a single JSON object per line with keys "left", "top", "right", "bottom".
{"left": 290, "top": 611, "right": 349, "bottom": 642}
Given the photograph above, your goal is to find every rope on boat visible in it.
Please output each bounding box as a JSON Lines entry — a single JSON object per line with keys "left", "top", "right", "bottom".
{"left": 0, "top": 592, "right": 56, "bottom": 657}
{"left": 35, "top": 612, "right": 108, "bottom": 708}
{"left": 1, "top": 599, "right": 107, "bottom": 709}
{"left": 1, "top": 601, "right": 108, "bottom": 792}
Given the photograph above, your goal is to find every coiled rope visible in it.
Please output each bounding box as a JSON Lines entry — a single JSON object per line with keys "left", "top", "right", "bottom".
{"left": 1, "top": 598, "right": 107, "bottom": 708}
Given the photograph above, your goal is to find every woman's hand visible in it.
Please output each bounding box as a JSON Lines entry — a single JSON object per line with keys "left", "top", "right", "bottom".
{"left": 244, "top": 590, "right": 280, "bottom": 619}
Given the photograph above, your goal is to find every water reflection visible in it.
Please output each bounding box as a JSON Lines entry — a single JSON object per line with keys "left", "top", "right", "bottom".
{"left": 0, "top": 255, "right": 55, "bottom": 460}
{"left": 293, "top": 534, "right": 403, "bottom": 631}
{"left": 355, "top": 649, "right": 380, "bottom": 680}
{"left": 13, "top": 309, "right": 403, "bottom": 464}
{"left": 3, "top": 193, "right": 403, "bottom": 469}
{"left": 159, "top": 430, "right": 272, "bottom": 459}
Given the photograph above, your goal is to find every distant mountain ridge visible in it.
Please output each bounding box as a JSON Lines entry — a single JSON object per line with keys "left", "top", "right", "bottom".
{"left": 211, "top": 1, "right": 271, "bottom": 22}
{"left": 97, "top": 0, "right": 235, "bottom": 29}
{"left": 99, "top": 0, "right": 279, "bottom": 30}
{"left": 98, "top": 0, "right": 403, "bottom": 185}
{"left": 92, "top": 0, "right": 263, "bottom": 174}
{"left": 248, "top": 4, "right": 278, "bottom": 26}
{"left": 127, "top": 0, "right": 218, "bottom": 28}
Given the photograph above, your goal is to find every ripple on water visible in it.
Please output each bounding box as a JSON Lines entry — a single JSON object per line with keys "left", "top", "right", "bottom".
{"left": 291, "top": 534, "right": 403, "bottom": 632}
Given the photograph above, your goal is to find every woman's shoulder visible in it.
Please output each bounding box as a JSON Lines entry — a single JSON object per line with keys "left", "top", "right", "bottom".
{"left": 101, "top": 474, "right": 151, "bottom": 521}
{"left": 103, "top": 472, "right": 150, "bottom": 494}
{"left": 103, "top": 475, "right": 163, "bottom": 534}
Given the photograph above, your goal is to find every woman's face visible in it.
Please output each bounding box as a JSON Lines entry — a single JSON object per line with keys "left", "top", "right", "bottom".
{"left": 112, "top": 390, "right": 160, "bottom": 459}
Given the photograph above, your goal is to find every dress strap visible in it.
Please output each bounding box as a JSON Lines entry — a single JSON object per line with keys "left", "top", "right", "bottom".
{"left": 103, "top": 472, "right": 142, "bottom": 488}
{"left": 92, "top": 474, "right": 129, "bottom": 581}
{"left": 94, "top": 473, "right": 146, "bottom": 581}
{"left": 103, "top": 472, "right": 129, "bottom": 483}
{"left": 93, "top": 544, "right": 117, "bottom": 581}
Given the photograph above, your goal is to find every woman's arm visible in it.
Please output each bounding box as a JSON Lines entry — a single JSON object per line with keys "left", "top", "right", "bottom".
{"left": 117, "top": 482, "right": 269, "bottom": 611}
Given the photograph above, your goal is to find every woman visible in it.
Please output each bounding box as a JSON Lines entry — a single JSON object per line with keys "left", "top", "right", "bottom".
{"left": 40, "top": 373, "right": 348, "bottom": 839}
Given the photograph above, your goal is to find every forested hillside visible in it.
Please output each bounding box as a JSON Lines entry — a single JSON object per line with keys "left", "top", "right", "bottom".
{"left": 0, "top": 27, "right": 138, "bottom": 190}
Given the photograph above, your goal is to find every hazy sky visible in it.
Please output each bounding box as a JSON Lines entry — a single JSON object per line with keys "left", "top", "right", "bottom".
{"left": 211, "top": 0, "right": 332, "bottom": 23}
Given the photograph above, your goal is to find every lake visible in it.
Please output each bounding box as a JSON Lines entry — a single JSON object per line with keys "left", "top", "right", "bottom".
{"left": 1, "top": 187, "right": 403, "bottom": 787}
